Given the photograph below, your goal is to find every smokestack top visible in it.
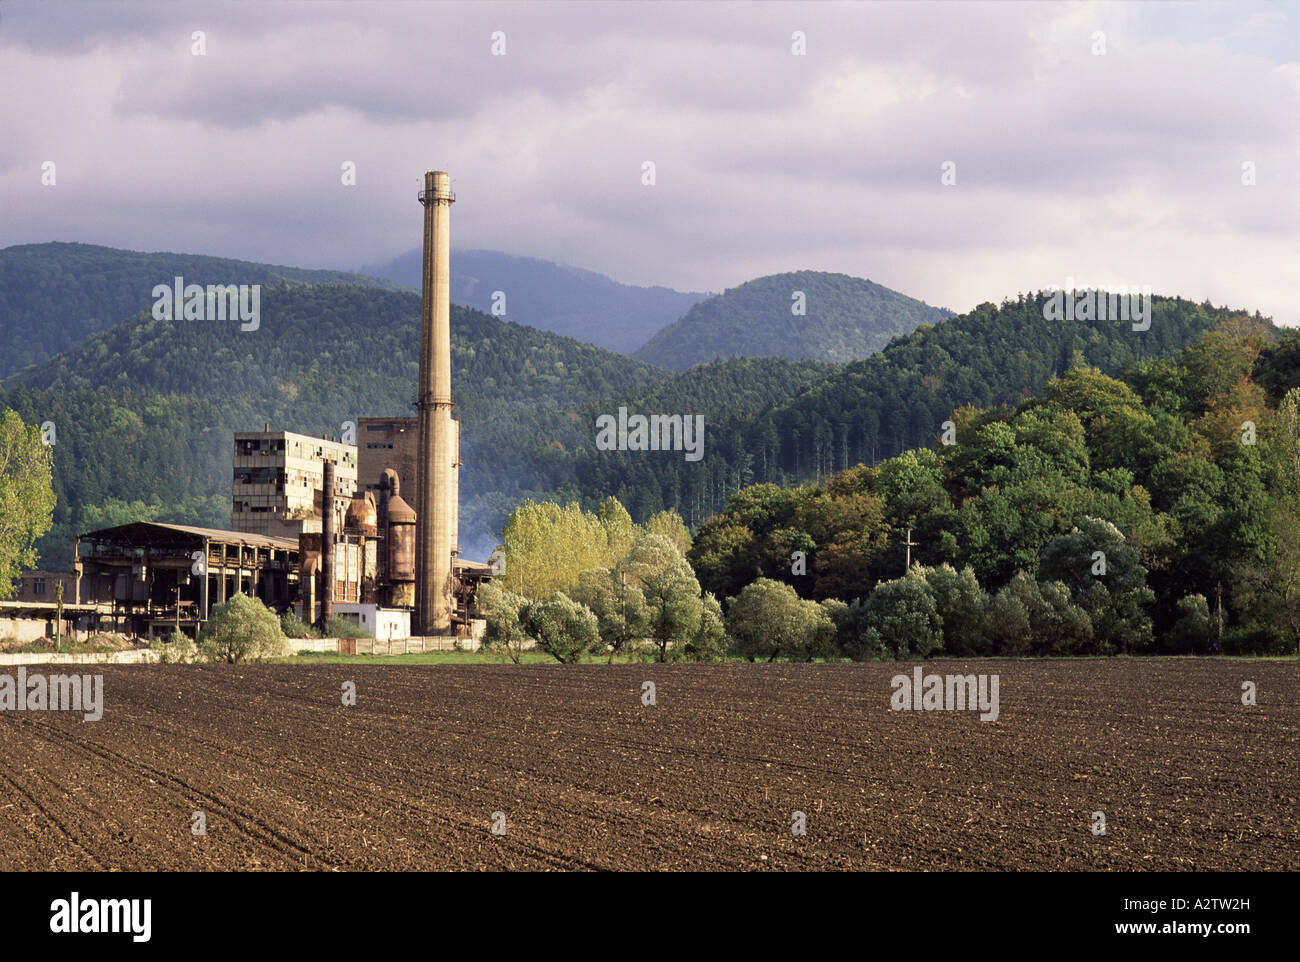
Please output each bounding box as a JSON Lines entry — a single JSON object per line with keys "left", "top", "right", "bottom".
{"left": 420, "top": 170, "right": 455, "bottom": 206}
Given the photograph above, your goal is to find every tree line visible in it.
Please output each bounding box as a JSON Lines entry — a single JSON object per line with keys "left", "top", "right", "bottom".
{"left": 483, "top": 318, "right": 1300, "bottom": 658}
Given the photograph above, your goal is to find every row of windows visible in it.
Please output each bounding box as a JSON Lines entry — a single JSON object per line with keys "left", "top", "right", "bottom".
{"left": 234, "top": 437, "right": 357, "bottom": 466}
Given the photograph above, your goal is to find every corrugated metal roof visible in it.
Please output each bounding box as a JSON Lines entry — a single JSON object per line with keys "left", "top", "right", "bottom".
{"left": 78, "top": 521, "right": 299, "bottom": 550}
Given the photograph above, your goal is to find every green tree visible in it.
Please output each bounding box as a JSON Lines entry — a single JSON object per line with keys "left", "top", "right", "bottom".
{"left": 642, "top": 555, "right": 706, "bottom": 663}
{"left": 1232, "top": 388, "right": 1300, "bottom": 652}
{"left": 500, "top": 500, "right": 615, "bottom": 599}
{"left": 1029, "top": 579, "right": 1095, "bottom": 655}
{"left": 986, "top": 580, "right": 1032, "bottom": 655}
{"left": 597, "top": 497, "right": 640, "bottom": 562}
{"left": 680, "top": 592, "right": 727, "bottom": 662}
{"left": 862, "top": 572, "right": 943, "bottom": 660}
{"left": 1039, "top": 517, "right": 1152, "bottom": 653}
{"left": 917, "top": 563, "right": 990, "bottom": 656}
{"left": 615, "top": 534, "right": 711, "bottom": 662}
{"left": 572, "top": 566, "right": 648, "bottom": 662}
{"left": 1167, "top": 593, "right": 1212, "bottom": 654}
{"left": 522, "top": 592, "right": 600, "bottom": 664}
{"left": 820, "top": 597, "right": 863, "bottom": 660}
{"left": 726, "top": 578, "right": 834, "bottom": 662}
{"left": 688, "top": 519, "right": 759, "bottom": 600}
{"left": 478, "top": 581, "right": 532, "bottom": 663}
{"left": 643, "top": 509, "right": 692, "bottom": 556}
{"left": 0, "top": 410, "right": 56, "bottom": 599}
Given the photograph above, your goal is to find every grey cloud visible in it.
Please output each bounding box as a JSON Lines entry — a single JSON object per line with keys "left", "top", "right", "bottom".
{"left": 1, "top": 0, "right": 1297, "bottom": 325}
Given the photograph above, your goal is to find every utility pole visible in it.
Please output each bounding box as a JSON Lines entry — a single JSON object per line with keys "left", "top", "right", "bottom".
{"left": 54, "top": 582, "right": 64, "bottom": 650}
{"left": 903, "top": 527, "right": 918, "bottom": 574}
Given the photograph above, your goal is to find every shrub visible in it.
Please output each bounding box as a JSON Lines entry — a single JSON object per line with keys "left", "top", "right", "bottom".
{"left": 320, "top": 614, "right": 372, "bottom": 639}
{"left": 280, "top": 609, "right": 319, "bottom": 639}
{"left": 199, "top": 594, "right": 288, "bottom": 663}
{"left": 155, "top": 629, "right": 199, "bottom": 664}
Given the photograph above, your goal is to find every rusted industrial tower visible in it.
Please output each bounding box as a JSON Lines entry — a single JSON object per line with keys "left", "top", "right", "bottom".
{"left": 415, "top": 170, "right": 458, "bottom": 634}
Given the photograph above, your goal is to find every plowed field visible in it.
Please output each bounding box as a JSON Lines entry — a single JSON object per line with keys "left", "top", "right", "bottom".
{"left": 0, "top": 661, "right": 1295, "bottom": 870}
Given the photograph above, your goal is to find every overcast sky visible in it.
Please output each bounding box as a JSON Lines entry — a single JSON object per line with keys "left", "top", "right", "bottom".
{"left": 3, "top": 0, "right": 1298, "bottom": 323}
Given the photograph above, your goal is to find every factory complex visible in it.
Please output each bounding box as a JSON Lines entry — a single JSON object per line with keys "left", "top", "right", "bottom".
{"left": 4, "top": 171, "right": 489, "bottom": 645}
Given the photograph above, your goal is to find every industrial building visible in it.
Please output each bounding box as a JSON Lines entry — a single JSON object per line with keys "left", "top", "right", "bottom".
{"left": 357, "top": 417, "right": 419, "bottom": 510}
{"left": 15, "top": 569, "right": 73, "bottom": 603}
{"left": 71, "top": 521, "right": 300, "bottom": 636}
{"left": 240, "top": 169, "right": 476, "bottom": 636}
{"left": 231, "top": 428, "right": 357, "bottom": 538}
{"left": 11, "top": 168, "right": 488, "bottom": 644}
{"left": 414, "top": 169, "right": 462, "bottom": 633}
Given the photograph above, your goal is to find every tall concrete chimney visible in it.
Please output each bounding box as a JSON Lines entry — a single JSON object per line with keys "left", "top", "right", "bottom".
{"left": 321, "top": 459, "right": 336, "bottom": 625}
{"left": 415, "top": 170, "right": 456, "bottom": 634}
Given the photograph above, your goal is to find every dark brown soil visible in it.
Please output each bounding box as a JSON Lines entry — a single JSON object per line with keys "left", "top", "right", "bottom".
{"left": 0, "top": 661, "right": 1294, "bottom": 870}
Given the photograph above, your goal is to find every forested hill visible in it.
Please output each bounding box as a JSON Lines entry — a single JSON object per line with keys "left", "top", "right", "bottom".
{"left": 631, "top": 271, "right": 953, "bottom": 371}
{"left": 0, "top": 283, "right": 670, "bottom": 567}
{"left": 363, "top": 248, "right": 707, "bottom": 355}
{"left": 0, "top": 276, "right": 1271, "bottom": 572}
{"left": 5, "top": 284, "right": 666, "bottom": 405}
{"left": 0, "top": 242, "right": 405, "bottom": 378}
{"left": 581, "top": 294, "right": 1266, "bottom": 525}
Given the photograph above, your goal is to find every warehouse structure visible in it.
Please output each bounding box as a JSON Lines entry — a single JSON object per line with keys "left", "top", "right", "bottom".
{"left": 71, "top": 521, "right": 300, "bottom": 636}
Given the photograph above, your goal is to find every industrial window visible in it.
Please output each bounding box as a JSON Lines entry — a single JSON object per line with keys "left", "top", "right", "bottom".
{"left": 33, "top": 578, "right": 46, "bottom": 595}
{"left": 234, "top": 467, "right": 284, "bottom": 486}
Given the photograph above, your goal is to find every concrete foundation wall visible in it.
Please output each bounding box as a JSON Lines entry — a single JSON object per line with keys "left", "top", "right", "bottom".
{"left": 0, "top": 617, "right": 57, "bottom": 643}
{"left": 288, "top": 635, "right": 484, "bottom": 655}
{"left": 0, "top": 650, "right": 161, "bottom": 666}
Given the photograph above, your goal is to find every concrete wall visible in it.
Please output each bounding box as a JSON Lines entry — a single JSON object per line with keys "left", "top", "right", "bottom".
{"left": 0, "top": 650, "right": 161, "bottom": 666}
{"left": 0, "top": 616, "right": 55, "bottom": 643}
{"left": 288, "top": 635, "right": 484, "bottom": 655}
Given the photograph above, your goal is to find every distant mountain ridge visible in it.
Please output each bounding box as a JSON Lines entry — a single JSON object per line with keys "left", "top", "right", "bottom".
{"left": 632, "top": 270, "right": 954, "bottom": 371}
{"left": 362, "top": 248, "right": 707, "bottom": 355}
{"left": 0, "top": 242, "right": 404, "bottom": 378}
